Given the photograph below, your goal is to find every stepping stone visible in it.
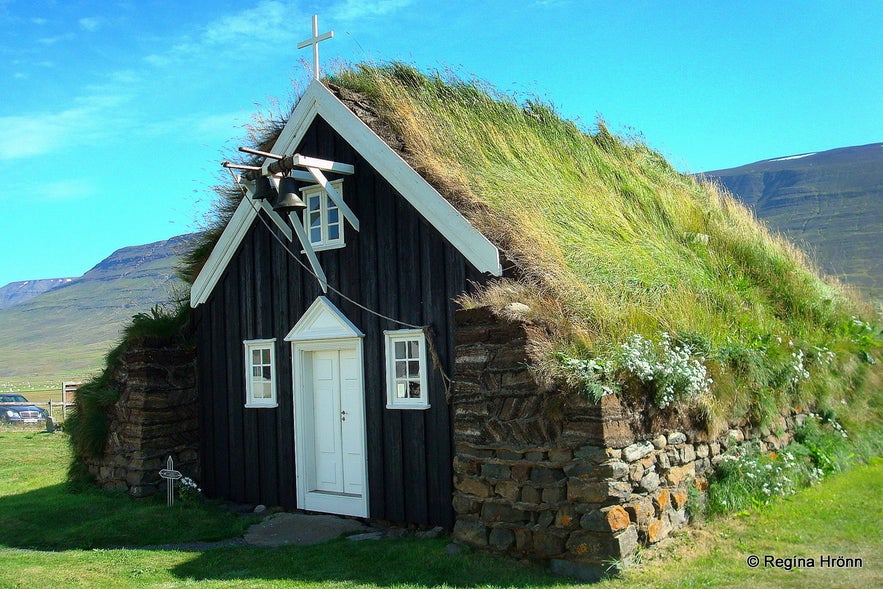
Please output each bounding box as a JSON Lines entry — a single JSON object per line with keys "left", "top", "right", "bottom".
{"left": 244, "top": 512, "right": 372, "bottom": 547}
{"left": 346, "top": 531, "right": 384, "bottom": 541}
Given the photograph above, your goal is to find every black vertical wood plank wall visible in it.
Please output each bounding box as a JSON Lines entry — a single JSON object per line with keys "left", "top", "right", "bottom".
{"left": 194, "top": 116, "right": 488, "bottom": 527}
{"left": 358, "top": 172, "right": 385, "bottom": 519}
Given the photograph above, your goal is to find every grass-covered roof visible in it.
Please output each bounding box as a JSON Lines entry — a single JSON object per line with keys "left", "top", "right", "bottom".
{"left": 329, "top": 65, "right": 845, "bottom": 343}
{"left": 186, "top": 63, "right": 881, "bottom": 433}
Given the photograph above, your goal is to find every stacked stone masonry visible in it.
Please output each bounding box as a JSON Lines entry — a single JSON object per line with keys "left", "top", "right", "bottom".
{"left": 85, "top": 337, "right": 199, "bottom": 498}
{"left": 451, "top": 307, "right": 798, "bottom": 579}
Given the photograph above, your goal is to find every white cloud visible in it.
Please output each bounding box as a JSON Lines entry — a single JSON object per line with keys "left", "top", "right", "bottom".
{"left": 78, "top": 17, "right": 102, "bottom": 32}
{"left": 144, "top": 1, "right": 300, "bottom": 67}
{"left": 0, "top": 112, "right": 80, "bottom": 159}
{"left": 140, "top": 0, "right": 413, "bottom": 71}
{"left": 194, "top": 110, "right": 254, "bottom": 136}
{"left": 0, "top": 91, "right": 134, "bottom": 161}
{"left": 38, "top": 33, "right": 74, "bottom": 45}
{"left": 42, "top": 178, "right": 95, "bottom": 201}
{"left": 31, "top": 17, "right": 47, "bottom": 25}
{"left": 202, "top": 1, "right": 289, "bottom": 46}
{"left": 331, "top": 0, "right": 413, "bottom": 21}
{"left": 142, "top": 109, "right": 253, "bottom": 140}
{"left": 3, "top": 0, "right": 415, "bottom": 163}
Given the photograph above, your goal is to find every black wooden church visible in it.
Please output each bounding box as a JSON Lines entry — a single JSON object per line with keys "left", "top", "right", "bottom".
{"left": 189, "top": 24, "right": 503, "bottom": 527}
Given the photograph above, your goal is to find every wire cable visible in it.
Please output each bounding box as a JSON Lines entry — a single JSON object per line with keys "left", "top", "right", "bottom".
{"left": 222, "top": 168, "right": 456, "bottom": 395}
{"left": 227, "top": 169, "right": 422, "bottom": 330}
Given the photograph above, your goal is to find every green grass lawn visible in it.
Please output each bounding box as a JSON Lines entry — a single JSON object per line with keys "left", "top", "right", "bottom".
{"left": 0, "top": 430, "right": 253, "bottom": 551}
{"left": 0, "top": 430, "right": 880, "bottom": 588}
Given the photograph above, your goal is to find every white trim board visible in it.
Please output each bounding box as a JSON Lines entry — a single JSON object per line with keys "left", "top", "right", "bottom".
{"left": 285, "top": 296, "right": 364, "bottom": 341}
{"left": 190, "top": 196, "right": 256, "bottom": 307}
{"left": 190, "top": 80, "right": 501, "bottom": 308}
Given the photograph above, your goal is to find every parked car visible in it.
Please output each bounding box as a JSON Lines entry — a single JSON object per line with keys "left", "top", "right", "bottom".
{"left": 0, "top": 394, "right": 48, "bottom": 423}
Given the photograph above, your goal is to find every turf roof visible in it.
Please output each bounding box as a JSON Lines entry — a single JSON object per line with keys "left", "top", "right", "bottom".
{"left": 182, "top": 63, "right": 881, "bottom": 429}
{"left": 325, "top": 64, "right": 861, "bottom": 348}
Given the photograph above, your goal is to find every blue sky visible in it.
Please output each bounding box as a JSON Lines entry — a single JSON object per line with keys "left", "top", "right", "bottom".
{"left": 1, "top": 0, "right": 881, "bottom": 286}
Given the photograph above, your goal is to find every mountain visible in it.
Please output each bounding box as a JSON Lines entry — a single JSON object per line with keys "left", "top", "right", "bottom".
{"left": 0, "top": 234, "right": 196, "bottom": 384}
{"left": 0, "top": 278, "right": 75, "bottom": 309}
{"left": 702, "top": 143, "right": 883, "bottom": 302}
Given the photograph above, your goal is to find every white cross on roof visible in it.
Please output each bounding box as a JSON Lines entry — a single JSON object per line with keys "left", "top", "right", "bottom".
{"left": 298, "top": 14, "right": 333, "bottom": 80}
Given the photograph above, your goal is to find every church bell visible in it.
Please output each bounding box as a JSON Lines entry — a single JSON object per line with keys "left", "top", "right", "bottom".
{"left": 252, "top": 176, "right": 278, "bottom": 201}
{"left": 273, "top": 176, "right": 308, "bottom": 213}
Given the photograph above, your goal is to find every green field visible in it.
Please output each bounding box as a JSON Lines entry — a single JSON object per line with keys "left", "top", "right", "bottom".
{"left": 0, "top": 430, "right": 879, "bottom": 588}
{"left": 1, "top": 387, "right": 69, "bottom": 404}
{"left": 0, "top": 236, "right": 191, "bottom": 386}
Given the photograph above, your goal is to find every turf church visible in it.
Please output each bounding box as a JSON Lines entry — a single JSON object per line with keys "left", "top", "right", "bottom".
{"left": 190, "top": 17, "right": 502, "bottom": 527}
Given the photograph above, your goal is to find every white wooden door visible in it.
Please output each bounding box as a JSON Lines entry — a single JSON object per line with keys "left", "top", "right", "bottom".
{"left": 338, "top": 349, "right": 364, "bottom": 496}
{"left": 312, "top": 350, "right": 343, "bottom": 492}
{"left": 310, "top": 348, "right": 364, "bottom": 497}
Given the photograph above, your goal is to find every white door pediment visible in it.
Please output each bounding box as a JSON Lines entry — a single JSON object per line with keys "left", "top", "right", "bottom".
{"left": 285, "top": 296, "right": 364, "bottom": 342}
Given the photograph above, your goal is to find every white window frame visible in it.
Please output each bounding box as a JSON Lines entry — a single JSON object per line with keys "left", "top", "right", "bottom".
{"left": 384, "top": 329, "right": 430, "bottom": 410}
{"left": 301, "top": 180, "right": 345, "bottom": 251}
{"left": 244, "top": 338, "right": 278, "bottom": 408}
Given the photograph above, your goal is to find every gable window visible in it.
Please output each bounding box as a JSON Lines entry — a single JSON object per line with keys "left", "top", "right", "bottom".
{"left": 244, "top": 339, "right": 277, "bottom": 408}
{"left": 384, "top": 329, "right": 429, "bottom": 409}
{"left": 302, "top": 180, "right": 344, "bottom": 250}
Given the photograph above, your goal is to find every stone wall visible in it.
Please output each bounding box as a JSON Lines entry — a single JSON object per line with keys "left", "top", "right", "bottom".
{"left": 86, "top": 337, "right": 199, "bottom": 498}
{"left": 450, "top": 306, "right": 798, "bottom": 580}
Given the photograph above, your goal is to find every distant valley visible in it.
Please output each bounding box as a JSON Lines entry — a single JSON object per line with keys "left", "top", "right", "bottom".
{"left": 0, "top": 278, "right": 76, "bottom": 309}
{"left": 0, "top": 234, "right": 196, "bottom": 385}
{"left": 702, "top": 143, "right": 883, "bottom": 303}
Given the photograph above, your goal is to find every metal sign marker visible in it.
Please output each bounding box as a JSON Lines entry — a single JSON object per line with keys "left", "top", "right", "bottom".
{"left": 159, "top": 455, "right": 183, "bottom": 507}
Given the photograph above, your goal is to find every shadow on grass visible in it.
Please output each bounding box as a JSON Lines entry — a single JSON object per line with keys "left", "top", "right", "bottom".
{"left": 171, "top": 537, "right": 576, "bottom": 588}
{"left": 0, "top": 483, "right": 252, "bottom": 550}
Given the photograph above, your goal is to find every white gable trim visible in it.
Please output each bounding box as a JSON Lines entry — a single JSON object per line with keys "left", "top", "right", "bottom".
{"left": 190, "top": 80, "right": 501, "bottom": 308}
{"left": 272, "top": 81, "right": 501, "bottom": 276}
{"left": 190, "top": 195, "right": 256, "bottom": 307}
{"left": 285, "top": 296, "right": 364, "bottom": 341}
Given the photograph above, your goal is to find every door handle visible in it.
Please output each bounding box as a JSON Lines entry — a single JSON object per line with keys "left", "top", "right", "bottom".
{"left": 340, "top": 410, "right": 347, "bottom": 422}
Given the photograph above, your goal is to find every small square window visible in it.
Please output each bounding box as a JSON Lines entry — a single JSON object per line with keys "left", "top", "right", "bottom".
{"left": 301, "top": 180, "right": 345, "bottom": 250}
{"left": 385, "top": 329, "right": 429, "bottom": 409}
{"left": 244, "top": 339, "right": 277, "bottom": 408}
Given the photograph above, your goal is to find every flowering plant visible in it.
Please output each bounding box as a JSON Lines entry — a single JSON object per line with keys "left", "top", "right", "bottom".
{"left": 558, "top": 332, "right": 712, "bottom": 408}
{"left": 616, "top": 333, "right": 712, "bottom": 408}
{"left": 558, "top": 354, "right": 619, "bottom": 402}
{"left": 713, "top": 443, "right": 811, "bottom": 505}
{"left": 178, "top": 476, "right": 203, "bottom": 503}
